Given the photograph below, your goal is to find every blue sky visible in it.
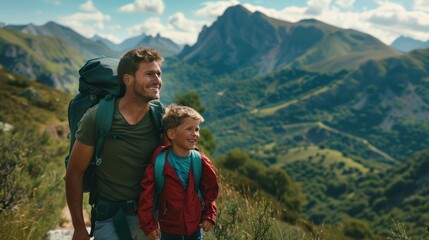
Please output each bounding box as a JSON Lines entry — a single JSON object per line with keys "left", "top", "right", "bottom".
{"left": 1, "top": 0, "right": 428, "bottom": 45}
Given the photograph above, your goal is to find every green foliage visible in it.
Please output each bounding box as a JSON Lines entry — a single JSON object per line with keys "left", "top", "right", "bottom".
{"left": 0, "top": 129, "right": 67, "bottom": 239}
{"left": 218, "top": 149, "right": 304, "bottom": 213}
{"left": 205, "top": 179, "right": 282, "bottom": 240}
{"left": 387, "top": 219, "right": 411, "bottom": 240}
{"left": 175, "top": 91, "right": 206, "bottom": 114}
{"left": 220, "top": 148, "right": 251, "bottom": 169}
{"left": 0, "top": 68, "right": 71, "bottom": 127}
{"left": 0, "top": 69, "right": 70, "bottom": 238}
{"left": 199, "top": 127, "right": 217, "bottom": 155}
{"left": 342, "top": 218, "right": 374, "bottom": 240}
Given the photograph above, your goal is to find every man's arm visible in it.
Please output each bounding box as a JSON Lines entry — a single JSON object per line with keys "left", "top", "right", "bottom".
{"left": 65, "top": 140, "right": 94, "bottom": 239}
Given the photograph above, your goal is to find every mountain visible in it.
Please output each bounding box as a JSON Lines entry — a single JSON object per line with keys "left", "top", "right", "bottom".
{"left": 92, "top": 34, "right": 119, "bottom": 51}
{"left": 133, "top": 33, "right": 182, "bottom": 57}
{"left": 0, "top": 21, "right": 124, "bottom": 93}
{"left": 165, "top": 46, "right": 429, "bottom": 164}
{"left": 179, "top": 5, "right": 399, "bottom": 75}
{"left": 5, "top": 21, "right": 118, "bottom": 59}
{"left": 93, "top": 33, "right": 182, "bottom": 57}
{"left": 390, "top": 36, "right": 429, "bottom": 52}
{"left": 0, "top": 27, "right": 84, "bottom": 92}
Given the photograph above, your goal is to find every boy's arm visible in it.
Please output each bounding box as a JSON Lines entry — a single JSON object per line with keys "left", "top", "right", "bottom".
{"left": 138, "top": 147, "right": 164, "bottom": 235}
{"left": 200, "top": 154, "right": 220, "bottom": 223}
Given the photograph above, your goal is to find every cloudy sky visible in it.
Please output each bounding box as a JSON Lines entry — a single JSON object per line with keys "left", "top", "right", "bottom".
{"left": 1, "top": 0, "right": 429, "bottom": 46}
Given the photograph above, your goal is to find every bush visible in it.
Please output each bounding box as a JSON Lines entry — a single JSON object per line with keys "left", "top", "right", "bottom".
{"left": 0, "top": 129, "right": 66, "bottom": 239}
{"left": 342, "top": 218, "right": 374, "bottom": 240}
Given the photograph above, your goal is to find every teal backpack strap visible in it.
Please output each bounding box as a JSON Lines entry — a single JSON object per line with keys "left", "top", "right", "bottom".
{"left": 94, "top": 94, "right": 116, "bottom": 166}
{"left": 154, "top": 150, "right": 167, "bottom": 195}
{"left": 94, "top": 95, "right": 133, "bottom": 240}
{"left": 190, "top": 150, "right": 203, "bottom": 198}
{"left": 149, "top": 100, "right": 165, "bottom": 136}
{"left": 153, "top": 149, "right": 168, "bottom": 215}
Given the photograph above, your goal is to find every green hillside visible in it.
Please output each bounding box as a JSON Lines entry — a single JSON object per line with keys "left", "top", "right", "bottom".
{"left": 160, "top": 49, "right": 429, "bottom": 239}
{"left": 0, "top": 68, "right": 353, "bottom": 239}
{"left": 0, "top": 28, "right": 84, "bottom": 92}
{"left": 0, "top": 67, "right": 71, "bottom": 128}
{"left": 0, "top": 68, "right": 71, "bottom": 238}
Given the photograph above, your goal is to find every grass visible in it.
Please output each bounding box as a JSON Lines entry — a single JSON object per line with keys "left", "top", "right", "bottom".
{"left": 0, "top": 129, "right": 67, "bottom": 239}
{"left": 273, "top": 146, "right": 369, "bottom": 174}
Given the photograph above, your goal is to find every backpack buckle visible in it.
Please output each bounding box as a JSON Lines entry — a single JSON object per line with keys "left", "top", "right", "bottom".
{"left": 122, "top": 200, "right": 137, "bottom": 213}
{"left": 89, "top": 94, "right": 98, "bottom": 101}
{"left": 95, "top": 156, "right": 102, "bottom": 165}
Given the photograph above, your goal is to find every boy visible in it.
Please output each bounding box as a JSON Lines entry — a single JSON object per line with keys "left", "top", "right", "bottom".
{"left": 138, "top": 104, "right": 219, "bottom": 240}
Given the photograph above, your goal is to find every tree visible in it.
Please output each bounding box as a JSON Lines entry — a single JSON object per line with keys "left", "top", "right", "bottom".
{"left": 175, "top": 91, "right": 205, "bottom": 114}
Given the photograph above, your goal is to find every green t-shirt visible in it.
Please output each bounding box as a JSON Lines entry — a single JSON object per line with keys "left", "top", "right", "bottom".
{"left": 76, "top": 101, "right": 161, "bottom": 201}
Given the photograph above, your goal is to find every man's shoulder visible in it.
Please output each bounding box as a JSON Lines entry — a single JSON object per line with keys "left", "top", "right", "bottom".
{"left": 82, "top": 104, "right": 100, "bottom": 119}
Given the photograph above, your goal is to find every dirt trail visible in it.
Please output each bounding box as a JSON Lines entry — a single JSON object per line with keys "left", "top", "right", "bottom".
{"left": 46, "top": 206, "right": 91, "bottom": 240}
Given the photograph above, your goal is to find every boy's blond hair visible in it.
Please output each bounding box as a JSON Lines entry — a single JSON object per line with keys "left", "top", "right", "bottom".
{"left": 163, "top": 104, "right": 204, "bottom": 130}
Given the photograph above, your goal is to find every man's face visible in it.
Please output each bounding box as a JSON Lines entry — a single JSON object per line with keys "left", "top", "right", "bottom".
{"left": 130, "top": 61, "right": 162, "bottom": 102}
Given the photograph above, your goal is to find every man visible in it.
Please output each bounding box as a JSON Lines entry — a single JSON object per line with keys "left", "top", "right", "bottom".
{"left": 66, "top": 47, "right": 165, "bottom": 240}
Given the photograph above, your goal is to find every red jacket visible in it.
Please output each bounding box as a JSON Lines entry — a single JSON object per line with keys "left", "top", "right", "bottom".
{"left": 138, "top": 146, "right": 219, "bottom": 235}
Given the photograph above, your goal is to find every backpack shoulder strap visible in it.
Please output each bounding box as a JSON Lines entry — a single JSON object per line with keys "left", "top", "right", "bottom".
{"left": 94, "top": 94, "right": 116, "bottom": 165}
{"left": 149, "top": 100, "right": 165, "bottom": 133}
{"left": 154, "top": 149, "right": 167, "bottom": 195}
{"left": 190, "top": 150, "right": 203, "bottom": 198}
{"left": 153, "top": 149, "right": 167, "bottom": 215}
{"left": 153, "top": 149, "right": 203, "bottom": 215}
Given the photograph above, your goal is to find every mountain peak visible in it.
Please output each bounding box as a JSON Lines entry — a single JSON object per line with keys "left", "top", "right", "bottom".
{"left": 178, "top": 4, "right": 397, "bottom": 75}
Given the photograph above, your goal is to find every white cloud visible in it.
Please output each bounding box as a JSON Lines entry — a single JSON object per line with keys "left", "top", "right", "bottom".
{"left": 127, "top": 13, "right": 202, "bottom": 45}
{"left": 194, "top": 0, "right": 240, "bottom": 18}
{"left": 335, "top": 0, "right": 355, "bottom": 9}
{"left": 413, "top": 0, "right": 429, "bottom": 12}
{"left": 80, "top": 0, "right": 96, "bottom": 12}
{"left": 362, "top": 1, "right": 429, "bottom": 42}
{"left": 119, "top": 0, "right": 165, "bottom": 14}
{"left": 168, "top": 12, "right": 202, "bottom": 33}
{"left": 58, "top": 11, "right": 111, "bottom": 38}
{"left": 305, "top": 0, "right": 332, "bottom": 15}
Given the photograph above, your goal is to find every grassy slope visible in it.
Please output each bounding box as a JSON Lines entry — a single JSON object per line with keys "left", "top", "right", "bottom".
{"left": 0, "top": 68, "right": 71, "bottom": 238}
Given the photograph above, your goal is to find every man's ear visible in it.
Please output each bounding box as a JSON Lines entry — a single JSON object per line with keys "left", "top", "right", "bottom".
{"left": 123, "top": 74, "right": 133, "bottom": 86}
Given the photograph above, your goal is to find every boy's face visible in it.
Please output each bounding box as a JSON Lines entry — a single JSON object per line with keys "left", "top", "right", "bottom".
{"left": 168, "top": 117, "right": 200, "bottom": 156}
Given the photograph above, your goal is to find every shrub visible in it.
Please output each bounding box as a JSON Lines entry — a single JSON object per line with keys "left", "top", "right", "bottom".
{"left": 0, "top": 129, "right": 66, "bottom": 239}
{"left": 342, "top": 218, "right": 374, "bottom": 240}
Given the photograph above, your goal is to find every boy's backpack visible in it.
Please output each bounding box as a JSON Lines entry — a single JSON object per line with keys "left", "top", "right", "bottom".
{"left": 153, "top": 148, "right": 203, "bottom": 213}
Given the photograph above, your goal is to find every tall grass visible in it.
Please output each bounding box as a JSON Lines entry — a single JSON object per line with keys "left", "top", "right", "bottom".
{"left": 0, "top": 128, "right": 67, "bottom": 239}
{"left": 204, "top": 174, "right": 347, "bottom": 240}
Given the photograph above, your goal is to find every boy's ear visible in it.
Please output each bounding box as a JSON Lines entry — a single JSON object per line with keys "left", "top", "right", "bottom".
{"left": 166, "top": 129, "right": 175, "bottom": 140}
